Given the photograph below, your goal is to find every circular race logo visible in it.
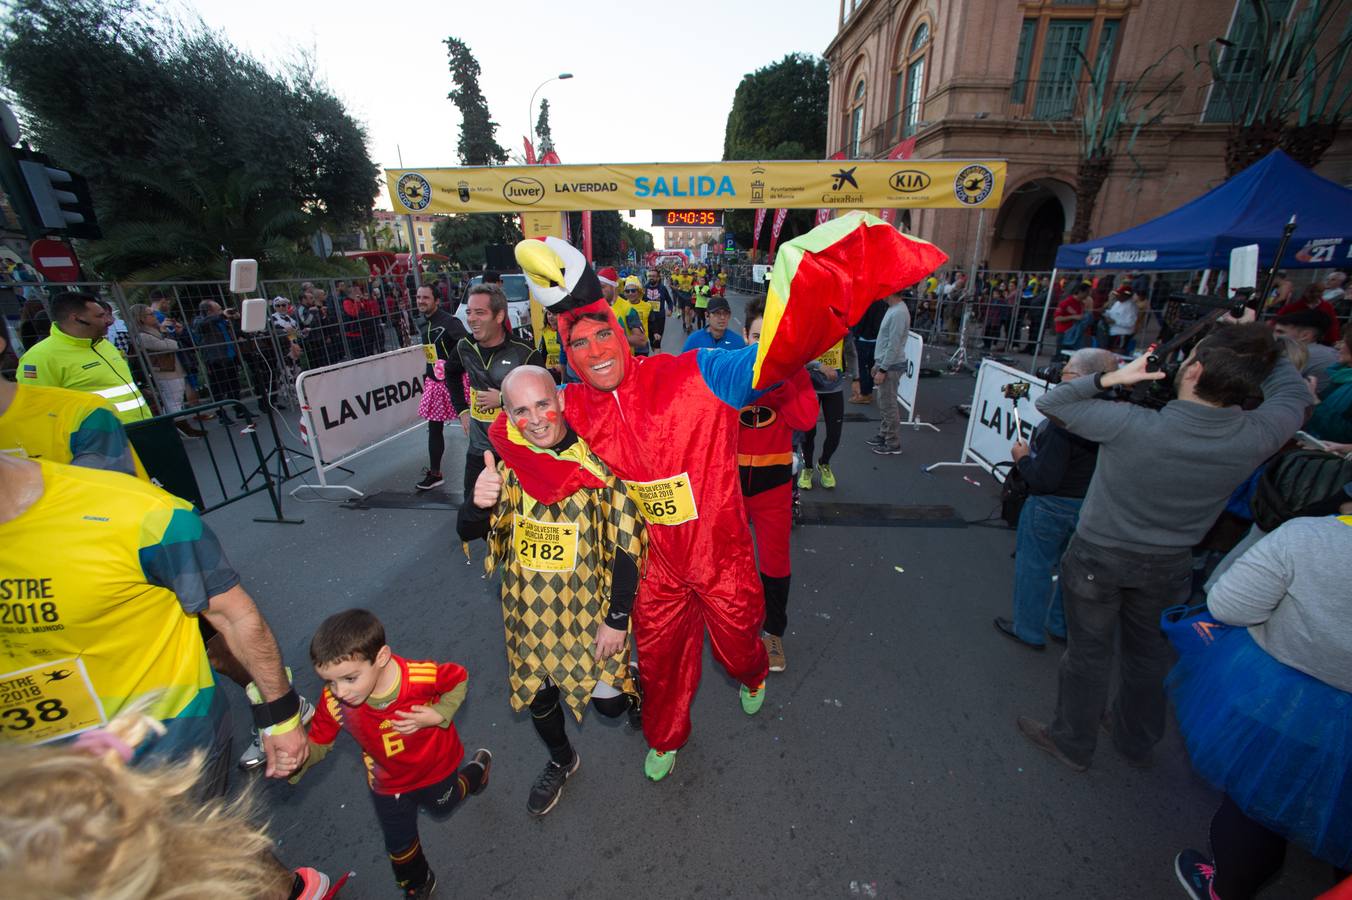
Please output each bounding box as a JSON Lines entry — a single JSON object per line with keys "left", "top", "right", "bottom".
{"left": 953, "top": 165, "right": 994, "bottom": 206}
{"left": 397, "top": 173, "right": 433, "bottom": 211}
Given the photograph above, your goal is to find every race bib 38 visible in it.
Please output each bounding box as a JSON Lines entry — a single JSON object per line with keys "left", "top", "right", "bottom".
{"left": 0, "top": 658, "right": 106, "bottom": 745}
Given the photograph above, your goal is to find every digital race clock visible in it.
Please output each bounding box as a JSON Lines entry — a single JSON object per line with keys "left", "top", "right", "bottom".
{"left": 653, "top": 209, "right": 724, "bottom": 227}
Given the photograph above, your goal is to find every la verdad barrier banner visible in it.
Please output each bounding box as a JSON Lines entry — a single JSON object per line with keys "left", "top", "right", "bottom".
{"left": 295, "top": 346, "right": 428, "bottom": 493}
{"left": 928, "top": 359, "right": 1049, "bottom": 478}
{"left": 897, "top": 330, "right": 924, "bottom": 417}
{"left": 385, "top": 159, "right": 1007, "bottom": 214}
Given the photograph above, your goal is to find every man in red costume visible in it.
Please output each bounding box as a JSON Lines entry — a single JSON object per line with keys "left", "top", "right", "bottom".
{"left": 502, "top": 217, "right": 946, "bottom": 780}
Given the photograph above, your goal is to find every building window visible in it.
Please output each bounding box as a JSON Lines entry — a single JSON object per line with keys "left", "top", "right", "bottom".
{"left": 1033, "top": 20, "right": 1090, "bottom": 120}
{"left": 1203, "top": 0, "right": 1294, "bottom": 122}
{"left": 890, "top": 22, "right": 929, "bottom": 140}
{"left": 1093, "top": 19, "right": 1119, "bottom": 75}
{"left": 1011, "top": 20, "right": 1038, "bottom": 103}
{"left": 848, "top": 79, "right": 866, "bottom": 157}
{"left": 419, "top": 242, "right": 426, "bottom": 253}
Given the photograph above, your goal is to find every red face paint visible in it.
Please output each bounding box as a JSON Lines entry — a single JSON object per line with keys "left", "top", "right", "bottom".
{"left": 516, "top": 418, "right": 529, "bottom": 431}
{"left": 545, "top": 410, "right": 559, "bottom": 422}
{"left": 568, "top": 316, "right": 627, "bottom": 391}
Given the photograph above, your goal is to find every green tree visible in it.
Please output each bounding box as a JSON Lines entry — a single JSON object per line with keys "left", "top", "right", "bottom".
{"left": 443, "top": 36, "right": 508, "bottom": 166}
{"left": 721, "top": 53, "right": 829, "bottom": 251}
{"left": 535, "top": 98, "right": 555, "bottom": 157}
{"left": 0, "top": 0, "right": 379, "bottom": 279}
{"left": 431, "top": 214, "right": 521, "bottom": 269}
{"left": 621, "top": 220, "right": 654, "bottom": 258}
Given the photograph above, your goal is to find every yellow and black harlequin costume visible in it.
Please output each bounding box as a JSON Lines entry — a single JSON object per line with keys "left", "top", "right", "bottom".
{"left": 458, "top": 417, "right": 645, "bottom": 722}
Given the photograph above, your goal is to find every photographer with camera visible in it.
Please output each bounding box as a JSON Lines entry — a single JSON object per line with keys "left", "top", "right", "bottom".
{"left": 994, "top": 349, "right": 1118, "bottom": 651}
{"left": 1017, "top": 312, "right": 1311, "bottom": 773}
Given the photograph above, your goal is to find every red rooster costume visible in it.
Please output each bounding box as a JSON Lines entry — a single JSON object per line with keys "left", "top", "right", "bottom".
{"left": 514, "top": 214, "right": 947, "bottom": 771}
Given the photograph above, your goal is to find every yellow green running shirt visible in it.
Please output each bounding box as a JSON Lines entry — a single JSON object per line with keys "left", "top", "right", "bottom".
{"left": 0, "top": 459, "right": 235, "bottom": 759}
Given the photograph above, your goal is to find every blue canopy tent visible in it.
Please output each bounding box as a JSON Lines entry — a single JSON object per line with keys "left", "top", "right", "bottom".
{"left": 1055, "top": 149, "right": 1352, "bottom": 271}
{"left": 1033, "top": 150, "right": 1352, "bottom": 364}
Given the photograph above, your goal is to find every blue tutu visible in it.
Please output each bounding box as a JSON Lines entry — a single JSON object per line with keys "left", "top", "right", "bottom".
{"left": 1167, "top": 627, "right": 1352, "bottom": 868}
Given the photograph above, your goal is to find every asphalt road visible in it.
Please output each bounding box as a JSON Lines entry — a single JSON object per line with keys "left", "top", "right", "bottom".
{"left": 201, "top": 292, "right": 1334, "bottom": 899}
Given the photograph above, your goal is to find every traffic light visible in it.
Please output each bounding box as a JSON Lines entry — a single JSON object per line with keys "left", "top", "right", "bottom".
{"left": 14, "top": 149, "right": 101, "bottom": 240}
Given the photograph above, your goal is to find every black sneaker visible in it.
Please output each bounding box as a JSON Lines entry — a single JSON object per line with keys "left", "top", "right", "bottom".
{"left": 403, "top": 870, "right": 436, "bottom": 899}
{"left": 872, "top": 444, "right": 903, "bottom": 456}
{"left": 1173, "top": 849, "right": 1216, "bottom": 900}
{"left": 527, "top": 752, "right": 580, "bottom": 816}
{"left": 626, "top": 665, "right": 643, "bottom": 731}
{"left": 865, "top": 434, "right": 886, "bottom": 447}
{"left": 415, "top": 470, "right": 444, "bottom": 491}
{"left": 468, "top": 748, "right": 492, "bottom": 795}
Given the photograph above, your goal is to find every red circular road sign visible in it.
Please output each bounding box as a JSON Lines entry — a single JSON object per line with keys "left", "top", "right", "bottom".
{"left": 30, "top": 238, "right": 81, "bottom": 283}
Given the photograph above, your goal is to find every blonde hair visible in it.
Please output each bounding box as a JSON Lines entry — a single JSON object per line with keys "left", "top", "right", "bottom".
{"left": 0, "top": 710, "right": 291, "bottom": 899}
{"left": 1275, "top": 334, "right": 1308, "bottom": 372}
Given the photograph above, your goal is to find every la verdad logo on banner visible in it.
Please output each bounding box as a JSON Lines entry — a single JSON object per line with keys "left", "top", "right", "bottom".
{"left": 297, "top": 347, "right": 428, "bottom": 468}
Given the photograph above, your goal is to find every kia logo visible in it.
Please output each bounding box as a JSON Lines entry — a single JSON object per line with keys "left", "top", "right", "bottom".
{"left": 503, "top": 177, "right": 545, "bottom": 206}
{"left": 890, "top": 170, "right": 931, "bottom": 193}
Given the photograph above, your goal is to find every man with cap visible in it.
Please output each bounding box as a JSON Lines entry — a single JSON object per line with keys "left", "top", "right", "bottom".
{"left": 681, "top": 296, "right": 744, "bottom": 352}
{"left": 498, "top": 218, "right": 946, "bottom": 781}
{"left": 614, "top": 276, "right": 653, "bottom": 356}
{"left": 1273, "top": 308, "right": 1340, "bottom": 394}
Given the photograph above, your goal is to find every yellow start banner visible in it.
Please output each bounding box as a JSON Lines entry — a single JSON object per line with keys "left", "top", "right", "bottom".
{"left": 386, "top": 160, "right": 1006, "bottom": 214}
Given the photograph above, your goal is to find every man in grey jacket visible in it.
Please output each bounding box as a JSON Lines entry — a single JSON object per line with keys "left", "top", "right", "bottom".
{"left": 1017, "top": 315, "right": 1310, "bottom": 772}
{"left": 866, "top": 291, "right": 912, "bottom": 455}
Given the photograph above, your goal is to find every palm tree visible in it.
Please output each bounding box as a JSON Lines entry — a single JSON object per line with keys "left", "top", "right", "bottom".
{"left": 84, "top": 168, "right": 311, "bottom": 280}
{"left": 1200, "top": 0, "right": 1352, "bottom": 175}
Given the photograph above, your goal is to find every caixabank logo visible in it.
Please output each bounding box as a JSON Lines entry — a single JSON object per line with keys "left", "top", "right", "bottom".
{"left": 953, "top": 164, "right": 994, "bottom": 205}
{"left": 397, "top": 173, "right": 433, "bottom": 211}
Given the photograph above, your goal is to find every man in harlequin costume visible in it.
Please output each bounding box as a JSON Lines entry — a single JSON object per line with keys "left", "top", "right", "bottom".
{"left": 513, "top": 214, "right": 947, "bottom": 781}
{"left": 456, "top": 365, "right": 646, "bottom": 816}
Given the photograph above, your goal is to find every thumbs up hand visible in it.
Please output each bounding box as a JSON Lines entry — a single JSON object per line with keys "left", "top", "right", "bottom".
{"left": 473, "top": 451, "right": 503, "bottom": 509}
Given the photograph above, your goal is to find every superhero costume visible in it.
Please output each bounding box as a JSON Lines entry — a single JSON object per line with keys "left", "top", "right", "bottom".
{"left": 515, "top": 215, "right": 947, "bottom": 755}
{"left": 738, "top": 368, "right": 818, "bottom": 637}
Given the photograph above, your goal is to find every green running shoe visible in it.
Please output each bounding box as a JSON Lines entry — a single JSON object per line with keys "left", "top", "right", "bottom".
{"left": 644, "top": 748, "right": 677, "bottom": 782}
{"left": 796, "top": 467, "right": 814, "bottom": 490}
{"left": 818, "top": 463, "right": 836, "bottom": 489}
{"left": 740, "top": 681, "right": 766, "bottom": 715}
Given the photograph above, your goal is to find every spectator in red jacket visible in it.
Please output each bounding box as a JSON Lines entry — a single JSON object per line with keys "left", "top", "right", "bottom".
{"left": 1276, "top": 283, "right": 1340, "bottom": 344}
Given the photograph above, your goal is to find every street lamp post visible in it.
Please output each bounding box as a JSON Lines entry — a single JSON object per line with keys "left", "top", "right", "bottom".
{"left": 527, "top": 73, "right": 573, "bottom": 156}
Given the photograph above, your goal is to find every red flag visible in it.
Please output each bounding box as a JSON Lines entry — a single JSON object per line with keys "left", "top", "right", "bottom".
{"left": 815, "top": 151, "right": 847, "bottom": 227}
{"left": 581, "top": 210, "right": 593, "bottom": 262}
{"left": 751, "top": 207, "right": 768, "bottom": 257}
{"left": 767, "top": 208, "right": 789, "bottom": 260}
{"left": 523, "top": 137, "right": 537, "bottom": 165}
{"left": 540, "top": 149, "right": 561, "bottom": 166}
{"left": 879, "top": 139, "right": 915, "bottom": 225}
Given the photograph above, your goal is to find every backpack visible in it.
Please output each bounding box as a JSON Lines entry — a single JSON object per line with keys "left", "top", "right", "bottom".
{"left": 1250, "top": 449, "right": 1352, "bottom": 533}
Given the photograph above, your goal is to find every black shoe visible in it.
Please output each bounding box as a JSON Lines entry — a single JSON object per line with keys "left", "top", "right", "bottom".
{"left": 1046, "top": 630, "right": 1067, "bottom": 645}
{"left": 527, "top": 753, "right": 580, "bottom": 816}
{"left": 626, "top": 665, "right": 643, "bottom": 731}
{"left": 468, "top": 748, "right": 492, "bottom": 794}
{"left": 994, "top": 617, "right": 1046, "bottom": 651}
{"left": 871, "top": 444, "right": 903, "bottom": 455}
{"left": 404, "top": 869, "right": 436, "bottom": 899}
{"left": 1173, "top": 849, "right": 1215, "bottom": 900}
{"left": 415, "top": 470, "right": 444, "bottom": 491}
{"left": 1016, "top": 716, "right": 1088, "bottom": 773}
{"left": 865, "top": 434, "right": 886, "bottom": 447}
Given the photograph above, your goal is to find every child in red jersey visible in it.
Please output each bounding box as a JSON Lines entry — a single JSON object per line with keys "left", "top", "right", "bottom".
{"left": 293, "top": 609, "right": 491, "bottom": 899}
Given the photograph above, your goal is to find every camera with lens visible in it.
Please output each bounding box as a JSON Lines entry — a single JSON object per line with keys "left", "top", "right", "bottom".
{"left": 1035, "top": 361, "right": 1065, "bottom": 384}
